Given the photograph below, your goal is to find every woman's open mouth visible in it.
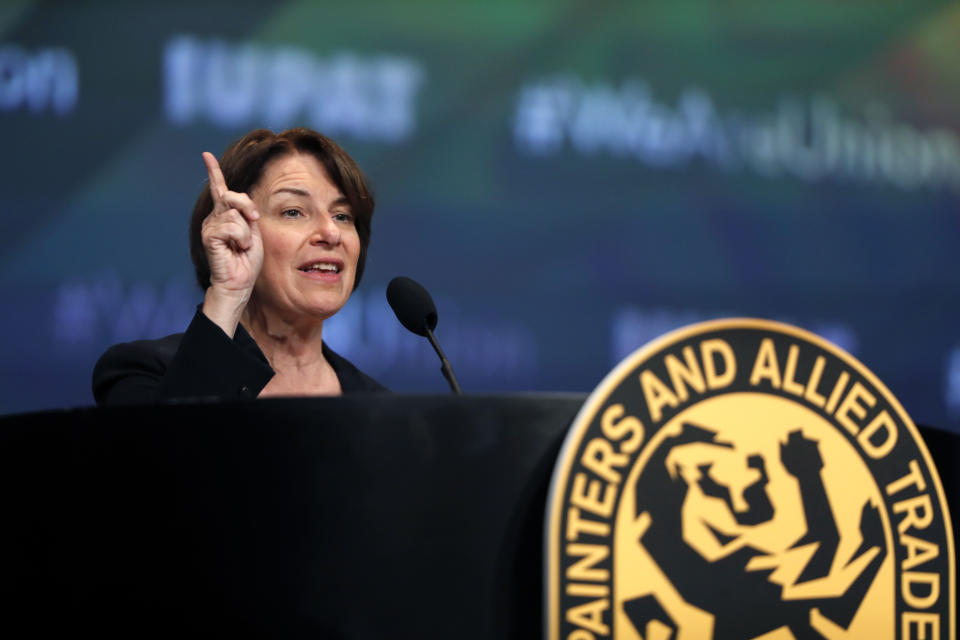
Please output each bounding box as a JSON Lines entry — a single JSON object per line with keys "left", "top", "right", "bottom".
{"left": 297, "top": 260, "right": 344, "bottom": 281}
{"left": 298, "top": 261, "right": 342, "bottom": 274}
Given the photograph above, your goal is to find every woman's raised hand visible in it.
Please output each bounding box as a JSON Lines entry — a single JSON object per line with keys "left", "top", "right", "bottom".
{"left": 200, "top": 152, "right": 264, "bottom": 336}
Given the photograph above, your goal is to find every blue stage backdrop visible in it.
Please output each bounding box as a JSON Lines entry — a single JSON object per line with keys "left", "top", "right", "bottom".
{"left": 1, "top": 1, "right": 959, "bottom": 431}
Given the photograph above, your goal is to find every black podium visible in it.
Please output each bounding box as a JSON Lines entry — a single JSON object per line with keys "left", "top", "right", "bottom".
{"left": 0, "top": 395, "right": 956, "bottom": 638}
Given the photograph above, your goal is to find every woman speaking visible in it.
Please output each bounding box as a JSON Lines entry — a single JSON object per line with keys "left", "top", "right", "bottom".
{"left": 93, "top": 128, "right": 385, "bottom": 405}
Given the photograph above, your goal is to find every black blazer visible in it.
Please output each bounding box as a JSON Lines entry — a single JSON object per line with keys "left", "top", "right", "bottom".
{"left": 93, "top": 309, "right": 386, "bottom": 405}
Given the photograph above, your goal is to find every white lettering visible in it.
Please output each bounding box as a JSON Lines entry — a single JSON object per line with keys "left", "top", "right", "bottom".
{"left": 0, "top": 44, "right": 77, "bottom": 115}
{"left": 514, "top": 76, "right": 960, "bottom": 192}
{"left": 163, "top": 36, "right": 425, "bottom": 142}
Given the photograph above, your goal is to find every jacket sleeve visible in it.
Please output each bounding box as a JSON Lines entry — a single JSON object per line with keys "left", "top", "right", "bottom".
{"left": 92, "top": 310, "right": 274, "bottom": 406}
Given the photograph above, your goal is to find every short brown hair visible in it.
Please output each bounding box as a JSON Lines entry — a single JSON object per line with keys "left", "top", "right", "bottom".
{"left": 189, "top": 127, "right": 375, "bottom": 291}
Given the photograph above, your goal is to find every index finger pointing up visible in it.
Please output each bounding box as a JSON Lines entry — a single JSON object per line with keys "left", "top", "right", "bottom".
{"left": 202, "top": 151, "right": 227, "bottom": 198}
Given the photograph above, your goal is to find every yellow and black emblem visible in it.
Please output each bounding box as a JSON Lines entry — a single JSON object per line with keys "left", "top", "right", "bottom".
{"left": 546, "top": 319, "right": 954, "bottom": 640}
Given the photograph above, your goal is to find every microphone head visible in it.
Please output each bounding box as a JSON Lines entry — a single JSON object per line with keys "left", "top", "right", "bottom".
{"left": 386, "top": 276, "right": 438, "bottom": 337}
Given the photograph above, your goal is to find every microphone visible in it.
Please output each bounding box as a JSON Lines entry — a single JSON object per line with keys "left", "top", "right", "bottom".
{"left": 387, "top": 276, "right": 463, "bottom": 395}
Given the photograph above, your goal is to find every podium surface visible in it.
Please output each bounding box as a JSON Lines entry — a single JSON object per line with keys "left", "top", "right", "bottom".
{"left": 0, "top": 395, "right": 956, "bottom": 638}
{"left": 1, "top": 395, "right": 584, "bottom": 638}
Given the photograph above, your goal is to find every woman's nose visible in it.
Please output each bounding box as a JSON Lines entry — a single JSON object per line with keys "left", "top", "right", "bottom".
{"left": 311, "top": 215, "right": 341, "bottom": 245}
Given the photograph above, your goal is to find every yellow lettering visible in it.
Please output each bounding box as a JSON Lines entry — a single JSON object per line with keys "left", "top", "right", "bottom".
{"left": 581, "top": 437, "right": 628, "bottom": 484}
{"left": 901, "top": 535, "right": 940, "bottom": 571}
{"left": 834, "top": 381, "right": 876, "bottom": 436}
{"left": 887, "top": 459, "right": 927, "bottom": 496}
{"left": 902, "top": 571, "right": 940, "bottom": 609}
{"left": 566, "top": 598, "right": 609, "bottom": 635}
{"left": 894, "top": 495, "right": 934, "bottom": 535}
{"left": 600, "top": 404, "right": 644, "bottom": 455}
{"left": 902, "top": 612, "right": 939, "bottom": 640}
{"left": 782, "top": 344, "right": 804, "bottom": 396}
{"left": 749, "top": 338, "right": 781, "bottom": 388}
{"left": 803, "top": 355, "right": 827, "bottom": 407}
{"left": 665, "top": 346, "right": 706, "bottom": 402}
{"left": 571, "top": 472, "right": 615, "bottom": 518}
{"left": 858, "top": 409, "right": 897, "bottom": 459}
{"left": 640, "top": 370, "right": 678, "bottom": 423}
{"left": 566, "top": 507, "right": 610, "bottom": 541}
{"left": 566, "top": 543, "right": 609, "bottom": 582}
{"left": 568, "top": 631, "right": 595, "bottom": 640}
{"left": 701, "top": 339, "right": 736, "bottom": 388}
{"left": 567, "top": 582, "right": 610, "bottom": 598}
{"left": 824, "top": 370, "right": 849, "bottom": 413}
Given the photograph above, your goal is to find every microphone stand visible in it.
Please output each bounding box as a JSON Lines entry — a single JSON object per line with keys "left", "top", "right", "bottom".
{"left": 425, "top": 327, "right": 462, "bottom": 395}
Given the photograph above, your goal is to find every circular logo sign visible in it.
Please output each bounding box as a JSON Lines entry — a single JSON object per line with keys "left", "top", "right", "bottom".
{"left": 546, "top": 319, "right": 954, "bottom": 640}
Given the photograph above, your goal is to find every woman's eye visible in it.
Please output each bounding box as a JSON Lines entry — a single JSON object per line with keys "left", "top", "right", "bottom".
{"left": 281, "top": 209, "right": 302, "bottom": 218}
{"left": 333, "top": 212, "right": 354, "bottom": 223}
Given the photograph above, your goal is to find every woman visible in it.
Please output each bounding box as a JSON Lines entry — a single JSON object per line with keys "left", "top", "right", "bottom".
{"left": 93, "top": 128, "right": 385, "bottom": 405}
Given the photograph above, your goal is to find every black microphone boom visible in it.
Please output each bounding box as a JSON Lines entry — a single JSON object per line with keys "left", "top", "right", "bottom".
{"left": 386, "top": 277, "right": 463, "bottom": 395}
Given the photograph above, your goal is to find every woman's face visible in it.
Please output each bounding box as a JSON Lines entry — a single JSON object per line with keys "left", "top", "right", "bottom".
{"left": 249, "top": 152, "right": 360, "bottom": 322}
